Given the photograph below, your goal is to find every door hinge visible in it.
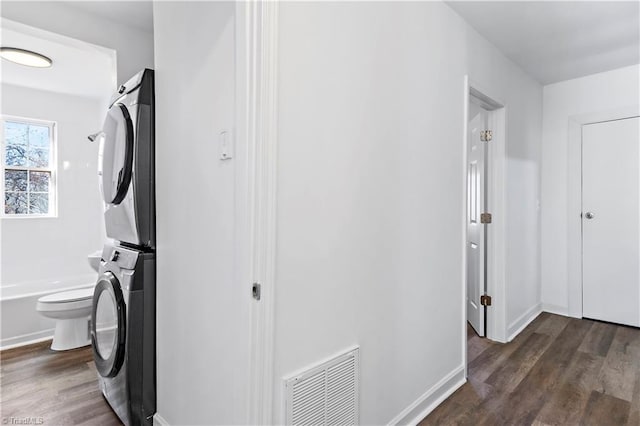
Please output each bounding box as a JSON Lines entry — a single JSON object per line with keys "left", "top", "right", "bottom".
{"left": 480, "top": 212, "right": 492, "bottom": 224}
{"left": 480, "top": 130, "right": 493, "bottom": 142}
{"left": 252, "top": 283, "right": 261, "bottom": 301}
{"left": 480, "top": 295, "right": 492, "bottom": 307}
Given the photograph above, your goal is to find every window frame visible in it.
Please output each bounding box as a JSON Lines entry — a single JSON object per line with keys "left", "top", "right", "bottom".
{"left": 1, "top": 115, "right": 58, "bottom": 219}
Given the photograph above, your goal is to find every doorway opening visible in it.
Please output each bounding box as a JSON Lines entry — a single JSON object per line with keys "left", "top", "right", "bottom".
{"left": 466, "top": 97, "right": 491, "bottom": 338}
{"left": 463, "top": 77, "right": 508, "bottom": 376}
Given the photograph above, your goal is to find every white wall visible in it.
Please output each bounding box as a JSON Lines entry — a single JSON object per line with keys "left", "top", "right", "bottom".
{"left": 153, "top": 2, "right": 250, "bottom": 425}
{"left": 274, "top": 2, "right": 541, "bottom": 424}
{"left": 541, "top": 64, "right": 640, "bottom": 314}
{"left": 152, "top": 2, "right": 542, "bottom": 423}
{"left": 1, "top": 84, "right": 104, "bottom": 285}
{"left": 1, "top": 1, "right": 153, "bottom": 84}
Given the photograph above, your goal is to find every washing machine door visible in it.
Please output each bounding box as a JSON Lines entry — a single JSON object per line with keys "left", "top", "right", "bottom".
{"left": 99, "top": 103, "right": 134, "bottom": 205}
{"left": 91, "top": 272, "right": 126, "bottom": 378}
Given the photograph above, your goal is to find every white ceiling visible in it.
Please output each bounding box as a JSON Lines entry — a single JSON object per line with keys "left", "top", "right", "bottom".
{"left": 60, "top": 1, "right": 153, "bottom": 33}
{"left": 447, "top": 1, "right": 640, "bottom": 85}
{"left": 0, "top": 19, "right": 116, "bottom": 99}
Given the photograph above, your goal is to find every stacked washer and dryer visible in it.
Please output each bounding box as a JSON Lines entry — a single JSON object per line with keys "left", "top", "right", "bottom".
{"left": 92, "top": 69, "right": 156, "bottom": 426}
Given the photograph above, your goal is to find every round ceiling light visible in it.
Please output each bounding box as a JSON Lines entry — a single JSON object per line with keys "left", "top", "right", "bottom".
{"left": 0, "top": 47, "right": 52, "bottom": 68}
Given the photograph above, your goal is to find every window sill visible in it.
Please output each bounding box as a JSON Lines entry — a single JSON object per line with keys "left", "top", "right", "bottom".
{"left": 1, "top": 214, "right": 58, "bottom": 219}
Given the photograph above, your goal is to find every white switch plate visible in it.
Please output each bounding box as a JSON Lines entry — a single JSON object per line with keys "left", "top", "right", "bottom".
{"left": 220, "top": 130, "right": 233, "bottom": 160}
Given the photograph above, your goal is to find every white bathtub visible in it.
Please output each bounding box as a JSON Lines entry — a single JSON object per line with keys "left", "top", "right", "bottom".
{"left": 1, "top": 274, "right": 97, "bottom": 349}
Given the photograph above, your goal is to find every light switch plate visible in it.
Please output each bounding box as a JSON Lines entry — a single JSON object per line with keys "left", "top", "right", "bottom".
{"left": 219, "top": 130, "right": 233, "bottom": 160}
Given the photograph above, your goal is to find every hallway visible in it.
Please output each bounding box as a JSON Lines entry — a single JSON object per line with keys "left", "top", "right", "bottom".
{"left": 420, "top": 313, "right": 640, "bottom": 425}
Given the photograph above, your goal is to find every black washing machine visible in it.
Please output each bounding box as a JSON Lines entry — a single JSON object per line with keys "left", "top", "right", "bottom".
{"left": 92, "top": 242, "right": 155, "bottom": 426}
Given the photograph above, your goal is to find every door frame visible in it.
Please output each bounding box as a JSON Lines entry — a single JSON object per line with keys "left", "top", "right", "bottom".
{"left": 462, "top": 76, "right": 508, "bottom": 370}
{"left": 239, "top": 2, "right": 279, "bottom": 425}
{"left": 566, "top": 106, "right": 640, "bottom": 319}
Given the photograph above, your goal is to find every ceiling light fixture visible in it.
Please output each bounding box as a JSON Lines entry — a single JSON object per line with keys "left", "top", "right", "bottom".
{"left": 0, "top": 47, "right": 52, "bottom": 68}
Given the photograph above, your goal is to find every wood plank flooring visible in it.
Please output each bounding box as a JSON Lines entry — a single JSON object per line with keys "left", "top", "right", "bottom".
{"left": 0, "top": 341, "right": 121, "bottom": 425}
{"left": 419, "top": 313, "right": 640, "bottom": 426}
{"left": 2, "top": 314, "right": 638, "bottom": 425}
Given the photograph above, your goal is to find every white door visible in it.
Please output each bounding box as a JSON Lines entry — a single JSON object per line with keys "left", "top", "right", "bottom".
{"left": 582, "top": 116, "right": 640, "bottom": 327}
{"left": 467, "top": 102, "right": 488, "bottom": 336}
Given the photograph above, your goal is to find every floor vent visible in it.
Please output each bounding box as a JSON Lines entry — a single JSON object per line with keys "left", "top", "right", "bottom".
{"left": 284, "top": 347, "right": 360, "bottom": 426}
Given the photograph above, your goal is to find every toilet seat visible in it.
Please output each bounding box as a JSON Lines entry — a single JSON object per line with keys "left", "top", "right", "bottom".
{"left": 37, "top": 289, "right": 94, "bottom": 312}
{"left": 38, "top": 288, "right": 94, "bottom": 304}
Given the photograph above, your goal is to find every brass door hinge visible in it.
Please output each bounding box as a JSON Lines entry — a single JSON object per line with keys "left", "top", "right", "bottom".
{"left": 480, "top": 130, "right": 493, "bottom": 142}
{"left": 480, "top": 213, "right": 492, "bottom": 224}
{"left": 480, "top": 295, "right": 492, "bottom": 307}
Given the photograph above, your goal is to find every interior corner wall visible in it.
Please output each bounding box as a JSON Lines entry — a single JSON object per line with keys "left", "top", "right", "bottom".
{"left": 0, "top": 84, "right": 104, "bottom": 284}
{"left": 541, "top": 64, "right": 640, "bottom": 314}
{"left": 153, "top": 2, "right": 250, "bottom": 425}
{"left": 273, "top": 2, "right": 542, "bottom": 423}
{"left": 0, "top": 1, "right": 153, "bottom": 84}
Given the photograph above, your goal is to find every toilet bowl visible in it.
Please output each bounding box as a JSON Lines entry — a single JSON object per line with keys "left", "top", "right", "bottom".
{"left": 36, "top": 288, "right": 94, "bottom": 351}
{"left": 88, "top": 250, "right": 102, "bottom": 273}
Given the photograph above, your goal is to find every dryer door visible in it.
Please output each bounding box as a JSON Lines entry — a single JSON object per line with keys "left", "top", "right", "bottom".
{"left": 91, "top": 272, "right": 126, "bottom": 378}
{"left": 99, "top": 103, "right": 134, "bottom": 205}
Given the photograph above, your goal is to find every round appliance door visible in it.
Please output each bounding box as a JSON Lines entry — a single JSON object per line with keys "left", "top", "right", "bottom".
{"left": 91, "top": 272, "right": 126, "bottom": 378}
{"left": 100, "top": 103, "right": 134, "bottom": 205}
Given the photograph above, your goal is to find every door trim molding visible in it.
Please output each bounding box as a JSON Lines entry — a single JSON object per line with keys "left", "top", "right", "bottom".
{"left": 566, "top": 106, "right": 640, "bottom": 319}
{"left": 240, "top": 1, "right": 279, "bottom": 424}
{"left": 463, "top": 76, "right": 508, "bottom": 351}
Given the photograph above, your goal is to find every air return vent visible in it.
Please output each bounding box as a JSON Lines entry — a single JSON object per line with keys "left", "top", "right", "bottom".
{"left": 284, "top": 347, "right": 360, "bottom": 426}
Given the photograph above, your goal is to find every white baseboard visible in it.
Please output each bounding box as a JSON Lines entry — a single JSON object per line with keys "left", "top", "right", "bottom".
{"left": 387, "top": 365, "right": 466, "bottom": 426}
{"left": 507, "top": 303, "right": 542, "bottom": 342}
{"left": 0, "top": 329, "right": 54, "bottom": 351}
{"left": 153, "top": 413, "right": 170, "bottom": 426}
{"left": 542, "top": 303, "right": 569, "bottom": 317}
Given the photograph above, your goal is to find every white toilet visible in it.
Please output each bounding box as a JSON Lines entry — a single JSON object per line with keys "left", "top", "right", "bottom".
{"left": 36, "top": 288, "right": 94, "bottom": 350}
{"left": 36, "top": 250, "right": 102, "bottom": 351}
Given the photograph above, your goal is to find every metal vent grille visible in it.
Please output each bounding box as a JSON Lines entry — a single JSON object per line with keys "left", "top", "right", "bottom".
{"left": 285, "top": 348, "right": 360, "bottom": 426}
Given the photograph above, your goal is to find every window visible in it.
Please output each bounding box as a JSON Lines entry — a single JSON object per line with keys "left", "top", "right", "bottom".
{"left": 2, "top": 116, "right": 57, "bottom": 217}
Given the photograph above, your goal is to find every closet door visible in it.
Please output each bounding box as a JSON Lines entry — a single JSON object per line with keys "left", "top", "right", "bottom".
{"left": 582, "top": 116, "right": 639, "bottom": 327}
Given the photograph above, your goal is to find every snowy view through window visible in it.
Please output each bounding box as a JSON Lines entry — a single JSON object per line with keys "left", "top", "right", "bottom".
{"left": 3, "top": 119, "right": 54, "bottom": 215}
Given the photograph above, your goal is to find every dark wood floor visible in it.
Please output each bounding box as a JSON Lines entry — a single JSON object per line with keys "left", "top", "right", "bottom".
{"left": 1, "top": 341, "right": 121, "bottom": 425}
{"left": 2, "top": 314, "right": 639, "bottom": 425}
{"left": 420, "top": 312, "right": 640, "bottom": 426}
